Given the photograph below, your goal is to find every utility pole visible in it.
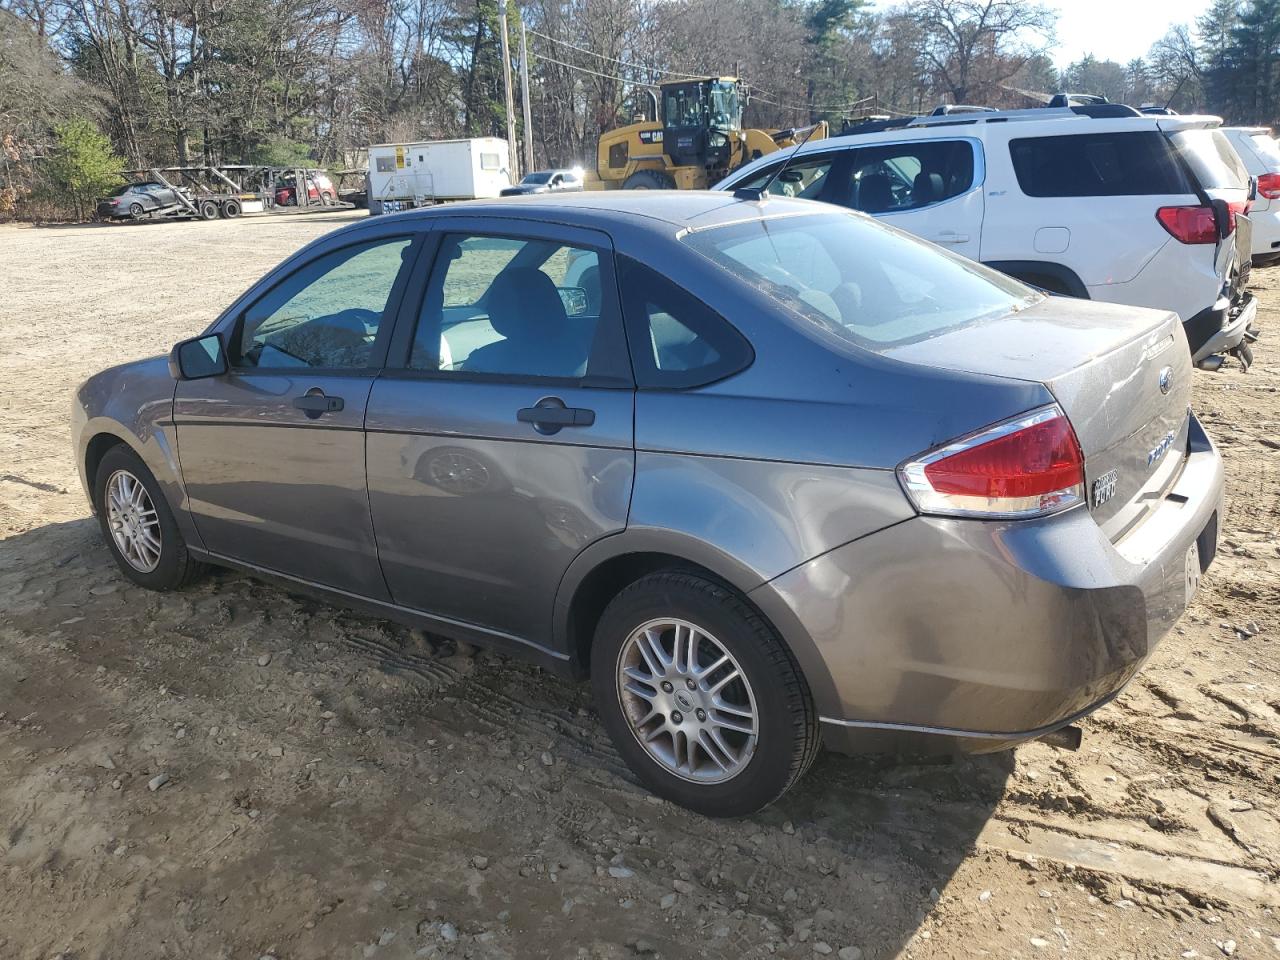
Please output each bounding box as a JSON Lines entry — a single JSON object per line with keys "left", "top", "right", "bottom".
{"left": 519, "top": 20, "right": 534, "bottom": 173}
{"left": 498, "top": 0, "right": 519, "bottom": 182}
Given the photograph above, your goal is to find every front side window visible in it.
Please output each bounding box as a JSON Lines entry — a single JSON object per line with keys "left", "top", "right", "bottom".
{"left": 236, "top": 237, "right": 412, "bottom": 369}
{"left": 411, "top": 234, "right": 610, "bottom": 380}
{"left": 664, "top": 85, "right": 704, "bottom": 127}
{"left": 682, "top": 212, "right": 1034, "bottom": 350}
{"left": 731, "top": 154, "right": 835, "bottom": 200}
{"left": 1010, "top": 132, "right": 1193, "bottom": 197}
{"left": 843, "top": 140, "right": 975, "bottom": 214}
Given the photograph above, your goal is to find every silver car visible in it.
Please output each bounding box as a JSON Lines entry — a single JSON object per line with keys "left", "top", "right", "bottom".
{"left": 72, "top": 192, "right": 1224, "bottom": 816}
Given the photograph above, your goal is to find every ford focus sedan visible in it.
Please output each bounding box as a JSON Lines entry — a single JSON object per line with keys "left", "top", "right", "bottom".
{"left": 72, "top": 192, "right": 1224, "bottom": 817}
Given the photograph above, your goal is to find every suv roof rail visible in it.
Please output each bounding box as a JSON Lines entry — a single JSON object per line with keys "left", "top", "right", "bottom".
{"left": 1049, "top": 93, "right": 1109, "bottom": 107}
{"left": 929, "top": 104, "right": 997, "bottom": 116}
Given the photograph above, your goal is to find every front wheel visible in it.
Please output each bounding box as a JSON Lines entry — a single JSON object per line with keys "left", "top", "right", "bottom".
{"left": 94, "top": 445, "right": 205, "bottom": 591}
{"left": 590, "top": 571, "right": 820, "bottom": 816}
{"left": 622, "top": 169, "right": 677, "bottom": 190}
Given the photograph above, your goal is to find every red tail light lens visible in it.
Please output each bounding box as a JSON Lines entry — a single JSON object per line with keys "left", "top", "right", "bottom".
{"left": 1258, "top": 172, "right": 1280, "bottom": 199}
{"left": 1156, "top": 204, "right": 1218, "bottom": 244}
{"left": 899, "top": 406, "right": 1086, "bottom": 518}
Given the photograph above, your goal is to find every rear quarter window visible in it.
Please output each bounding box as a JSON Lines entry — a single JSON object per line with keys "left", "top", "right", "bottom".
{"left": 1009, "top": 131, "right": 1192, "bottom": 197}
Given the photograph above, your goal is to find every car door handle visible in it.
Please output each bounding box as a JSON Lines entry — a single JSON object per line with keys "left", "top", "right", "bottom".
{"left": 517, "top": 400, "right": 595, "bottom": 433}
{"left": 293, "top": 393, "right": 344, "bottom": 417}
{"left": 933, "top": 231, "right": 969, "bottom": 243}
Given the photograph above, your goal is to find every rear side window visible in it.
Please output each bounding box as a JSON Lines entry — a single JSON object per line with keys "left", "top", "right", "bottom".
{"left": 1248, "top": 133, "right": 1280, "bottom": 168}
{"left": 843, "top": 139, "right": 975, "bottom": 213}
{"left": 1171, "top": 129, "right": 1250, "bottom": 189}
{"left": 617, "top": 256, "right": 752, "bottom": 388}
{"left": 1009, "top": 132, "right": 1192, "bottom": 197}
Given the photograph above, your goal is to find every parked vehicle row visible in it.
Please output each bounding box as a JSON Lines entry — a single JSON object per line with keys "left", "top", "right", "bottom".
{"left": 717, "top": 104, "right": 1261, "bottom": 371}
{"left": 75, "top": 191, "right": 1224, "bottom": 817}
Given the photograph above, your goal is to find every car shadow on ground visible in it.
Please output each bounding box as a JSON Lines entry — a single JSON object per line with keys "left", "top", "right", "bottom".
{"left": 0, "top": 515, "right": 1011, "bottom": 959}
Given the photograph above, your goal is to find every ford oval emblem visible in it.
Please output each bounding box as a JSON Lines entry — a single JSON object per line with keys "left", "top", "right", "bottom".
{"left": 1158, "top": 365, "right": 1174, "bottom": 395}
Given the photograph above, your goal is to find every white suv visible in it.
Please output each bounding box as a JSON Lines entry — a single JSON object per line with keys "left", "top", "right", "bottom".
{"left": 717, "top": 106, "right": 1258, "bottom": 370}
{"left": 1222, "top": 126, "right": 1280, "bottom": 266}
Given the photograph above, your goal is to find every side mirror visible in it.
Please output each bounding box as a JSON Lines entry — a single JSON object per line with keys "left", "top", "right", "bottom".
{"left": 169, "top": 333, "right": 227, "bottom": 380}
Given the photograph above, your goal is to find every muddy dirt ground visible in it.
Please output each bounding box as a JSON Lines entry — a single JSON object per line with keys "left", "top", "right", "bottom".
{"left": 1, "top": 212, "right": 1278, "bottom": 960}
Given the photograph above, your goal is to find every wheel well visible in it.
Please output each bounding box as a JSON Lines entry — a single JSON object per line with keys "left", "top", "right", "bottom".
{"left": 566, "top": 551, "right": 739, "bottom": 674}
{"left": 84, "top": 433, "right": 126, "bottom": 506}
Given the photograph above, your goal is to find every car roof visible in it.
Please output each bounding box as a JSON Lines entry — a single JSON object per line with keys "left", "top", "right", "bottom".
{"left": 384, "top": 190, "right": 827, "bottom": 232}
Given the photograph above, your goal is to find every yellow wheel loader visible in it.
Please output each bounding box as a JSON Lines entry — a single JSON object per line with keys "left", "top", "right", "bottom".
{"left": 585, "top": 77, "right": 828, "bottom": 191}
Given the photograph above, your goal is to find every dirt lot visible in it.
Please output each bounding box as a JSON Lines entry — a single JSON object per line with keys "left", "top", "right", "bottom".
{"left": 1, "top": 212, "right": 1278, "bottom": 960}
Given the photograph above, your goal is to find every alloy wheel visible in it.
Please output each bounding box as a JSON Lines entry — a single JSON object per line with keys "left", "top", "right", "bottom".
{"left": 615, "top": 617, "right": 758, "bottom": 783}
{"left": 105, "top": 469, "right": 162, "bottom": 572}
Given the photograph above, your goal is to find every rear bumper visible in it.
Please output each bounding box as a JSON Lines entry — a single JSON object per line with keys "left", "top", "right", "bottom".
{"left": 1185, "top": 292, "right": 1256, "bottom": 364}
{"left": 761, "top": 414, "right": 1224, "bottom": 755}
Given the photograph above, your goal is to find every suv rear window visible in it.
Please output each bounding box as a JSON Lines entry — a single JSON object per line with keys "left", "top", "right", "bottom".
{"left": 1171, "top": 128, "right": 1250, "bottom": 190}
{"left": 1009, "top": 132, "right": 1192, "bottom": 197}
{"left": 1249, "top": 133, "right": 1280, "bottom": 168}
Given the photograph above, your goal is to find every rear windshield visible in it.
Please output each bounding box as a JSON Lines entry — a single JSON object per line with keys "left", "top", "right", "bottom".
{"left": 1009, "top": 131, "right": 1192, "bottom": 197}
{"left": 1249, "top": 133, "right": 1280, "bottom": 168}
{"left": 681, "top": 212, "right": 1034, "bottom": 350}
{"left": 1171, "top": 128, "right": 1250, "bottom": 190}
{"left": 108, "top": 183, "right": 142, "bottom": 196}
{"left": 523, "top": 172, "right": 552, "bottom": 184}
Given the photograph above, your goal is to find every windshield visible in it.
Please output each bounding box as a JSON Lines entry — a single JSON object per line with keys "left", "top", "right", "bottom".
{"left": 1249, "top": 133, "right": 1280, "bottom": 168}
{"left": 522, "top": 172, "right": 552, "bottom": 184}
{"left": 1172, "top": 129, "right": 1250, "bottom": 190}
{"left": 681, "top": 212, "right": 1035, "bottom": 350}
{"left": 710, "top": 82, "right": 740, "bottom": 131}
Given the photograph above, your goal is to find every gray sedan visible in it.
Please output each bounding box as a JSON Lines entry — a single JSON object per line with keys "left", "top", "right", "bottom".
{"left": 72, "top": 192, "right": 1224, "bottom": 816}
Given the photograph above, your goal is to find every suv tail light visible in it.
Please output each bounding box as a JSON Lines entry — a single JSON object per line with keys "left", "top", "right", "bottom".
{"left": 898, "top": 406, "right": 1086, "bottom": 519}
{"left": 1156, "top": 204, "right": 1218, "bottom": 244}
{"left": 1258, "top": 172, "right": 1280, "bottom": 199}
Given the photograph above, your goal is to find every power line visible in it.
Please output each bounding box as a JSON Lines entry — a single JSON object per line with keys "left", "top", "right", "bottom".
{"left": 526, "top": 28, "right": 703, "bottom": 81}
{"left": 533, "top": 50, "right": 659, "bottom": 87}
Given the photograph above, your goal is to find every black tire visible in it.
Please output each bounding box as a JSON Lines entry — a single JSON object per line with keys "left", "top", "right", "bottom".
{"left": 94, "top": 445, "right": 205, "bottom": 591}
{"left": 199, "top": 200, "right": 220, "bottom": 220}
{"left": 622, "top": 169, "right": 677, "bottom": 190}
{"left": 220, "top": 198, "right": 242, "bottom": 218}
{"left": 128, "top": 202, "right": 143, "bottom": 217}
{"left": 590, "top": 571, "right": 820, "bottom": 817}
{"left": 320, "top": 191, "right": 334, "bottom": 206}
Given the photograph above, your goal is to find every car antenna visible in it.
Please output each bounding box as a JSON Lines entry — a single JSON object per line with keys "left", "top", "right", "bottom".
{"left": 734, "top": 122, "right": 821, "bottom": 202}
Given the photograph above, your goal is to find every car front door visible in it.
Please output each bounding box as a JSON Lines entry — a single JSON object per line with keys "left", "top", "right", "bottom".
{"left": 366, "top": 218, "right": 635, "bottom": 653}
{"left": 833, "top": 138, "right": 985, "bottom": 260}
{"left": 173, "top": 232, "right": 422, "bottom": 598}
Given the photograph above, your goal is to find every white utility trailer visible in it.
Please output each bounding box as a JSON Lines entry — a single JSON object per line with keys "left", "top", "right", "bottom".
{"left": 367, "top": 138, "right": 511, "bottom": 214}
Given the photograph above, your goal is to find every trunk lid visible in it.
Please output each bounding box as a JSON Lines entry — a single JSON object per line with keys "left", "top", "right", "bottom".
{"left": 883, "top": 297, "right": 1192, "bottom": 539}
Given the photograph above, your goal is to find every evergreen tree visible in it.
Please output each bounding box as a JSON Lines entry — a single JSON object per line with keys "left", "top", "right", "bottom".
{"left": 43, "top": 118, "right": 123, "bottom": 219}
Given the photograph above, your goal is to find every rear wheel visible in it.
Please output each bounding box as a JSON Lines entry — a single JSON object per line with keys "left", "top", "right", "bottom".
{"left": 622, "top": 169, "right": 677, "bottom": 190}
{"left": 220, "top": 198, "right": 242, "bottom": 218}
{"left": 590, "top": 571, "right": 820, "bottom": 817}
{"left": 94, "top": 445, "right": 205, "bottom": 591}
{"left": 320, "top": 191, "right": 334, "bottom": 206}
{"left": 128, "top": 202, "right": 143, "bottom": 217}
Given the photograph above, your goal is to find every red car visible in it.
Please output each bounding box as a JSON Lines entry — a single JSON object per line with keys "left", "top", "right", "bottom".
{"left": 275, "top": 172, "right": 336, "bottom": 206}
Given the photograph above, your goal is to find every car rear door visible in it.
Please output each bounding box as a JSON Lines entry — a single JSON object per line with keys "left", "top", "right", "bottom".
{"left": 365, "top": 217, "right": 635, "bottom": 653}
{"left": 831, "top": 137, "right": 985, "bottom": 260}
{"left": 173, "top": 231, "right": 424, "bottom": 599}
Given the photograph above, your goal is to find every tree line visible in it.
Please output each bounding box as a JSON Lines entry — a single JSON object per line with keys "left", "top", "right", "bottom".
{"left": 3, "top": 0, "right": 1280, "bottom": 219}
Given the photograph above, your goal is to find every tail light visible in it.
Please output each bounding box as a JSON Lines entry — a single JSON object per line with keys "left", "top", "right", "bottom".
{"left": 1257, "top": 172, "right": 1280, "bottom": 199}
{"left": 1156, "top": 205, "right": 1218, "bottom": 244}
{"left": 898, "top": 406, "right": 1086, "bottom": 519}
